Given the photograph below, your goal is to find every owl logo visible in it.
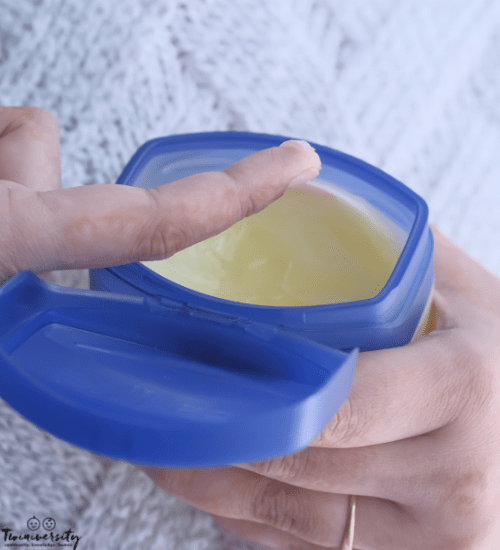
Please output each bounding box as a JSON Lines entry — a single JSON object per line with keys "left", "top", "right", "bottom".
{"left": 27, "top": 516, "right": 40, "bottom": 531}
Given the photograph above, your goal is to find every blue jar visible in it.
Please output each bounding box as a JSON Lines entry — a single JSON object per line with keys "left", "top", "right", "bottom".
{"left": 0, "top": 132, "right": 433, "bottom": 468}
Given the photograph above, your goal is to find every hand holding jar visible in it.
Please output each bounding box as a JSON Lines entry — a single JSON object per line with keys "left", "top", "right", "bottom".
{"left": 142, "top": 223, "right": 500, "bottom": 550}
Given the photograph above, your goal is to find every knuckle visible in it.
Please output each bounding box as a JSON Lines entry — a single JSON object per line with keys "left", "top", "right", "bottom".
{"left": 23, "top": 106, "right": 59, "bottom": 132}
{"left": 143, "top": 224, "right": 170, "bottom": 259}
{"left": 165, "top": 221, "right": 192, "bottom": 256}
{"left": 240, "top": 190, "right": 257, "bottom": 219}
{"left": 258, "top": 451, "right": 309, "bottom": 483}
{"left": 249, "top": 478, "right": 310, "bottom": 534}
{"left": 222, "top": 169, "right": 247, "bottom": 219}
{"left": 4, "top": 106, "right": 60, "bottom": 141}
{"left": 138, "top": 188, "right": 191, "bottom": 259}
{"left": 282, "top": 450, "right": 311, "bottom": 482}
{"left": 446, "top": 330, "right": 495, "bottom": 419}
{"left": 223, "top": 148, "right": 281, "bottom": 220}
{"left": 316, "top": 395, "right": 364, "bottom": 447}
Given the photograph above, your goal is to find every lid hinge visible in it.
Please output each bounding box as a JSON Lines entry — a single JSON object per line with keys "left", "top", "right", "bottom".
{"left": 144, "top": 296, "right": 278, "bottom": 340}
{"left": 145, "top": 295, "right": 185, "bottom": 314}
{"left": 188, "top": 309, "right": 279, "bottom": 340}
{"left": 188, "top": 306, "right": 245, "bottom": 326}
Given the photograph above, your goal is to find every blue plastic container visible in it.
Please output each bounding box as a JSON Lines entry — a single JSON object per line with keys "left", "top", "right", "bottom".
{"left": 0, "top": 132, "right": 434, "bottom": 468}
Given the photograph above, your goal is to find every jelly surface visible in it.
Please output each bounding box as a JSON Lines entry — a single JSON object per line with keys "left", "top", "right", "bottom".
{"left": 142, "top": 184, "right": 406, "bottom": 307}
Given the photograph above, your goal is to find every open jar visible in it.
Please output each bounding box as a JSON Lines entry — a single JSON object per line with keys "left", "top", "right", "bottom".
{"left": 0, "top": 132, "right": 433, "bottom": 467}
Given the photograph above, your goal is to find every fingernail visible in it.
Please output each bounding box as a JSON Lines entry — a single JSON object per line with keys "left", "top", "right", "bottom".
{"left": 280, "top": 139, "right": 316, "bottom": 154}
{"left": 280, "top": 140, "right": 321, "bottom": 169}
{"left": 288, "top": 167, "right": 320, "bottom": 189}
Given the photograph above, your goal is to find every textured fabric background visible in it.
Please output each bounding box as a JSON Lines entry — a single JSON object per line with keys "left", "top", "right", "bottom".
{"left": 1, "top": 0, "right": 500, "bottom": 548}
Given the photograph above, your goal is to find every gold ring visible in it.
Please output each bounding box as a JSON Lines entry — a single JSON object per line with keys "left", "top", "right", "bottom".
{"left": 340, "top": 495, "right": 356, "bottom": 550}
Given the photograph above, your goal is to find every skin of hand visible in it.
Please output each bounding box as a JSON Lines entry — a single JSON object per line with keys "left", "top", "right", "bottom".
{"left": 140, "top": 206, "right": 500, "bottom": 545}
{"left": 0, "top": 106, "right": 320, "bottom": 282}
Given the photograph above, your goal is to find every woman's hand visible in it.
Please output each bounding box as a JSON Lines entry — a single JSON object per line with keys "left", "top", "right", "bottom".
{"left": 141, "top": 228, "right": 500, "bottom": 549}
{"left": 0, "top": 106, "right": 321, "bottom": 281}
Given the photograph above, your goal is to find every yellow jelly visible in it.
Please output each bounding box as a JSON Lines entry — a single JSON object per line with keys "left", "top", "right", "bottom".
{"left": 142, "top": 182, "right": 407, "bottom": 307}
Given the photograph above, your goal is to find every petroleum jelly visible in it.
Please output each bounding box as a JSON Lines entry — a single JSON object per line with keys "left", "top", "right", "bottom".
{"left": 142, "top": 183, "right": 406, "bottom": 307}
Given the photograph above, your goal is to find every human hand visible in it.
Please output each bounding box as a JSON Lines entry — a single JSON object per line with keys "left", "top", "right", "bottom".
{"left": 141, "top": 229, "right": 500, "bottom": 549}
{"left": 0, "top": 106, "right": 321, "bottom": 282}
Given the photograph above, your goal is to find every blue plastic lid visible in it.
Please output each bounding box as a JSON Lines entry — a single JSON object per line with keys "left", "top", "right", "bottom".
{"left": 0, "top": 271, "right": 358, "bottom": 467}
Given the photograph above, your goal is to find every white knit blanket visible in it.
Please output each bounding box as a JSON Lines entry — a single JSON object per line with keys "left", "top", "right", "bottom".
{"left": 1, "top": 1, "right": 500, "bottom": 548}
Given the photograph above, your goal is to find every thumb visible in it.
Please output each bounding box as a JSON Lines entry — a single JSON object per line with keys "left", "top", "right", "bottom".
{"left": 0, "top": 140, "right": 321, "bottom": 279}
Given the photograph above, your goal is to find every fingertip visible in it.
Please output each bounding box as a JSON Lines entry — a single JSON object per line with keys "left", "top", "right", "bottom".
{"left": 279, "top": 139, "right": 322, "bottom": 170}
{"left": 279, "top": 139, "right": 316, "bottom": 154}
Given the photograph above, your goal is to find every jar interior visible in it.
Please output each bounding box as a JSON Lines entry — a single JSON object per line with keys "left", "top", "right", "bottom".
{"left": 132, "top": 148, "right": 411, "bottom": 307}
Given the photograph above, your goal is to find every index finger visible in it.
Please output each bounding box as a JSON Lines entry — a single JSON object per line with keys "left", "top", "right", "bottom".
{"left": 1, "top": 140, "right": 321, "bottom": 278}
